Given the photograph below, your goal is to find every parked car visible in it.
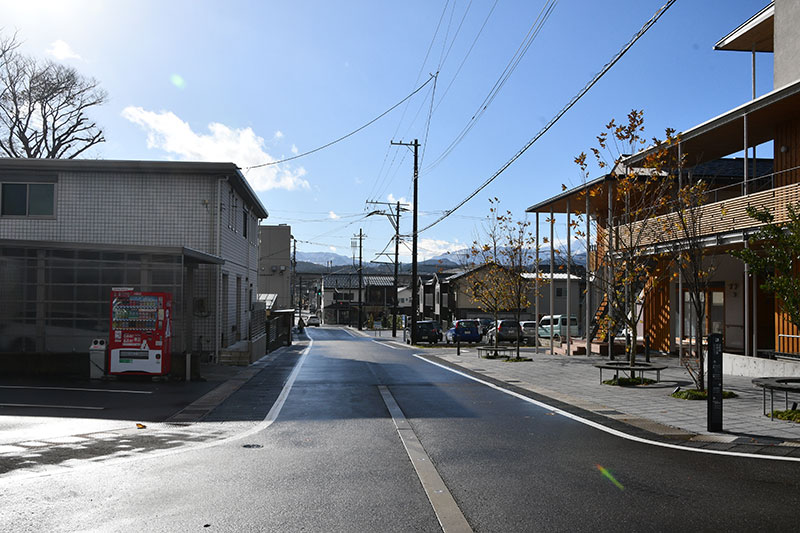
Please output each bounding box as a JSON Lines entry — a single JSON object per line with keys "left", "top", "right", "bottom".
{"left": 405, "top": 320, "right": 440, "bottom": 344}
{"left": 519, "top": 321, "right": 538, "bottom": 344}
{"left": 445, "top": 319, "right": 481, "bottom": 344}
{"left": 306, "top": 316, "right": 321, "bottom": 327}
{"left": 486, "top": 319, "right": 520, "bottom": 344}
{"left": 537, "top": 315, "right": 579, "bottom": 340}
{"left": 475, "top": 318, "right": 492, "bottom": 337}
{"left": 431, "top": 322, "right": 444, "bottom": 342}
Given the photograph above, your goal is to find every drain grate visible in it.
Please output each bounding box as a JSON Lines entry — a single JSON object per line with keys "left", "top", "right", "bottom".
{"left": 242, "top": 444, "right": 263, "bottom": 449}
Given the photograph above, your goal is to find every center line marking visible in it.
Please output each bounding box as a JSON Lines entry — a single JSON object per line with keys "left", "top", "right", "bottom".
{"left": 378, "top": 385, "right": 472, "bottom": 533}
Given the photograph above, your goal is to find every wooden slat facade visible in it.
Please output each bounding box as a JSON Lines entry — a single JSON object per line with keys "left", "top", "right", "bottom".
{"left": 618, "top": 180, "right": 800, "bottom": 248}
{"left": 643, "top": 268, "right": 671, "bottom": 353}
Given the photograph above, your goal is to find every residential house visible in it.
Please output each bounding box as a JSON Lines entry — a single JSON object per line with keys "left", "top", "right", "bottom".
{"left": 321, "top": 273, "right": 395, "bottom": 326}
{"left": 0, "top": 159, "right": 268, "bottom": 375}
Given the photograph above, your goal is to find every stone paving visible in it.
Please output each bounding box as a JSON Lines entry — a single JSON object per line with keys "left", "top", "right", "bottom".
{"left": 360, "top": 329, "right": 800, "bottom": 447}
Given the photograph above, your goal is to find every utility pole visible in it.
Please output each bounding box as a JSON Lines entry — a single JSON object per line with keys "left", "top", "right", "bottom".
{"left": 391, "top": 139, "right": 419, "bottom": 344}
{"left": 365, "top": 200, "right": 408, "bottom": 337}
{"left": 358, "top": 228, "right": 363, "bottom": 331}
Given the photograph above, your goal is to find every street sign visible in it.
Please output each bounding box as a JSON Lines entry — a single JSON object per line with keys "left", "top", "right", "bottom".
{"left": 707, "top": 333, "right": 723, "bottom": 432}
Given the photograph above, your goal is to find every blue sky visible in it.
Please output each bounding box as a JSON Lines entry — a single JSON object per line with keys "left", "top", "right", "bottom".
{"left": 1, "top": 0, "right": 774, "bottom": 262}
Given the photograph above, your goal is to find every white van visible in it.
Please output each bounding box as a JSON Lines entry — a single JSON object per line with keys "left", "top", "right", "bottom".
{"left": 537, "top": 315, "right": 579, "bottom": 339}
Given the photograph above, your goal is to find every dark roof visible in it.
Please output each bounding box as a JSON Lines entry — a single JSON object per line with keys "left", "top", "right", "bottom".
{"left": 0, "top": 158, "right": 268, "bottom": 219}
{"left": 322, "top": 274, "right": 395, "bottom": 289}
{"left": 688, "top": 158, "right": 773, "bottom": 181}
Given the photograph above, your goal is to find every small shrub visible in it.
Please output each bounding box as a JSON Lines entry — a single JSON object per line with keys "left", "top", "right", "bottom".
{"left": 671, "top": 389, "right": 737, "bottom": 400}
{"left": 504, "top": 357, "right": 532, "bottom": 363}
{"left": 768, "top": 409, "right": 800, "bottom": 423}
{"left": 603, "top": 377, "right": 655, "bottom": 387}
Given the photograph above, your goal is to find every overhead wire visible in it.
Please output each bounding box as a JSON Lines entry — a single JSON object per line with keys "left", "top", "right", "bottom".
{"left": 244, "top": 74, "right": 435, "bottom": 170}
{"left": 419, "top": 0, "right": 677, "bottom": 234}
{"left": 423, "top": 0, "right": 558, "bottom": 173}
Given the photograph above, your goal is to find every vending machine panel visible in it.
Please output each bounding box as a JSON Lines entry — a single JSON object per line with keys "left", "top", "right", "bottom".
{"left": 109, "top": 288, "right": 172, "bottom": 375}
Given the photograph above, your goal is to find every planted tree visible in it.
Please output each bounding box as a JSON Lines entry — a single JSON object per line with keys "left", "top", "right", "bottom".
{"left": 463, "top": 198, "right": 539, "bottom": 359}
{"left": 574, "top": 110, "right": 676, "bottom": 366}
{"left": 670, "top": 178, "right": 717, "bottom": 391}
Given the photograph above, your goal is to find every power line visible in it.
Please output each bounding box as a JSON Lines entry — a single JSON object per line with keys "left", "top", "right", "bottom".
{"left": 423, "top": 0, "right": 558, "bottom": 173}
{"left": 245, "top": 74, "right": 435, "bottom": 170}
{"left": 419, "top": 0, "right": 677, "bottom": 234}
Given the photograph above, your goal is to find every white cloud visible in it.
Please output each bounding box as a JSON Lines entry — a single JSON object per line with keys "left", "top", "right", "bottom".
{"left": 329, "top": 246, "right": 337, "bottom": 252}
{"left": 46, "top": 40, "right": 82, "bottom": 61}
{"left": 387, "top": 193, "right": 410, "bottom": 207}
{"left": 328, "top": 211, "right": 340, "bottom": 219}
{"left": 274, "top": 131, "right": 284, "bottom": 139}
{"left": 291, "top": 144, "right": 298, "bottom": 155}
{"left": 121, "top": 107, "right": 310, "bottom": 191}
{"left": 418, "top": 238, "right": 463, "bottom": 260}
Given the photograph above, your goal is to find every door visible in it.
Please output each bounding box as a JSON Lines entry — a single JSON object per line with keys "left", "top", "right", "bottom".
{"left": 682, "top": 287, "right": 724, "bottom": 341}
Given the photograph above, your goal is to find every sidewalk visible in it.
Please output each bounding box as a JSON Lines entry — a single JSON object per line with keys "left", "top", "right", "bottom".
{"left": 359, "top": 329, "right": 800, "bottom": 452}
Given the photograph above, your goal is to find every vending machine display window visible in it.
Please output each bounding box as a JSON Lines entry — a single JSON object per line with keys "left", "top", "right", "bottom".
{"left": 108, "top": 288, "right": 172, "bottom": 375}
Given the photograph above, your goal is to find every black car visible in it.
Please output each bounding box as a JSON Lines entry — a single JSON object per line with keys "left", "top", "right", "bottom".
{"left": 405, "top": 320, "right": 440, "bottom": 344}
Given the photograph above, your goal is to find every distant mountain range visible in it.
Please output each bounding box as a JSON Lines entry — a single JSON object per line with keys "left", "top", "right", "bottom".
{"left": 296, "top": 251, "right": 352, "bottom": 266}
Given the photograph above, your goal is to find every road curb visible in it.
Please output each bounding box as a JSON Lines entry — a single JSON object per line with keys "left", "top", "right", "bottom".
{"left": 166, "top": 342, "right": 310, "bottom": 424}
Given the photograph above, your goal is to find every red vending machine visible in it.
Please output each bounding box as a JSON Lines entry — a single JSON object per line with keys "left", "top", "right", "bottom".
{"left": 109, "top": 288, "right": 172, "bottom": 375}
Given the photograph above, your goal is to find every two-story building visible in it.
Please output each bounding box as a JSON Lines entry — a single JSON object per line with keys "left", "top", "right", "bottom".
{"left": 528, "top": 1, "right": 800, "bottom": 372}
{"left": 0, "top": 159, "right": 268, "bottom": 375}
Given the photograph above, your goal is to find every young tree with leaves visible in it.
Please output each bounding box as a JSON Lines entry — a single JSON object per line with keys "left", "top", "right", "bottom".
{"left": 574, "top": 110, "right": 677, "bottom": 366}
{"left": 463, "top": 198, "right": 539, "bottom": 359}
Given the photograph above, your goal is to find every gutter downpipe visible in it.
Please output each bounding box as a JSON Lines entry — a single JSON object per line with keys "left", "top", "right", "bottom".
{"left": 215, "top": 178, "right": 224, "bottom": 364}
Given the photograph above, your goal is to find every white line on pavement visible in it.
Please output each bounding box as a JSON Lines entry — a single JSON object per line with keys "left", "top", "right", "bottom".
{"left": 371, "top": 339, "right": 400, "bottom": 350}
{"left": 378, "top": 385, "right": 472, "bottom": 533}
{"left": 413, "top": 354, "right": 800, "bottom": 463}
{"left": 0, "top": 386, "right": 151, "bottom": 394}
{"left": 0, "top": 403, "right": 105, "bottom": 410}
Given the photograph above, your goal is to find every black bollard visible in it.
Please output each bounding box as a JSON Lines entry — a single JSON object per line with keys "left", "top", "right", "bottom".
{"left": 457, "top": 337, "right": 461, "bottom": 356}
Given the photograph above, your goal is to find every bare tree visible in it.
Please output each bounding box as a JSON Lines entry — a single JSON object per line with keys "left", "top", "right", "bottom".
{"left": 0, "top": 32, "right": 107, "bottom": 158}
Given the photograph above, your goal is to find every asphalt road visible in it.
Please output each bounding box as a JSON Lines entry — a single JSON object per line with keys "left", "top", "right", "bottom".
{"left": 1, "top": 326, "right": 799, "bottom": 532}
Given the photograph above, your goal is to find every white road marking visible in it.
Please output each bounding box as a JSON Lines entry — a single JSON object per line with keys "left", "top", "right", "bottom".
{"left": 413, "top": 354, "right": 800, "bottom": 463}
{"left": 0, "top": 340, "right": 315, "bottom": 485}
{"left": 378, "top": 385, "right": 472, "bottom": 533}
{"left": 0, "top": 386, "right": 151, "bottom": 394}
{"left": 0, "top": 403, "right": 104, "bottom": 410}
{"left": 371, "top": 339, "right": 400, "bottom": 350}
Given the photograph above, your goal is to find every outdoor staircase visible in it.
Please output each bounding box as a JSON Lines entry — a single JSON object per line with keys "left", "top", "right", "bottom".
{"left": 218, "top": 340, "right": 252, "bottom": 366}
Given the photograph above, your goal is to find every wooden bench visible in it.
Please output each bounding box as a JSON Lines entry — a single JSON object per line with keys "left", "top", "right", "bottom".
{"left": 751, "top": 377, "right": 800, "bottom": 419}
{"left": 594, "top": 361, "right": 668, "bottom": 383}
{"left": 477, "top": 346, "right": 511, "bottom": 359}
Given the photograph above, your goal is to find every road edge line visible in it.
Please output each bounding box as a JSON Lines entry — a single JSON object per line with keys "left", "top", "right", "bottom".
{"left": 412, "top": 353, "right": 800, "bottom": 463}
{"left": 378, "top": 385, "right": 472, "bottom": 533}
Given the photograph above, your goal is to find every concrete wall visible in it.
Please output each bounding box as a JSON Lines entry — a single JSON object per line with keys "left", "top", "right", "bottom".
{"left": 774, "top": 0, "right": 800, "bottom": 89}
{"left": 722, "top": 353, "right": 800, "bottom": 378}
{"left": 257, "top": 225, "right": 292, "bottom": 310}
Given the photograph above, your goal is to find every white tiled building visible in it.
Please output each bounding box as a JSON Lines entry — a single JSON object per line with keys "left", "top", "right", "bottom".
{"left": 0, "top": 159, "right": 268, "bottom": 374}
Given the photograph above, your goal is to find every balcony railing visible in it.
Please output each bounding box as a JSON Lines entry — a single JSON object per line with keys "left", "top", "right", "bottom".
{"left": 615, "top": 179, "right": 800, "bottom": 249}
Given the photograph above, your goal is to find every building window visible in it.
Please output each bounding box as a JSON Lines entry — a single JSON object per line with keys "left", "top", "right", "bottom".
{"left": 242, "top": 209, "right": 248, "bottom": 239}
{"left": 555, "top": 287, "right": 564, "bottom": 298}
{"left": 1, "top": 183, "right": 55, "bottom": 216}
